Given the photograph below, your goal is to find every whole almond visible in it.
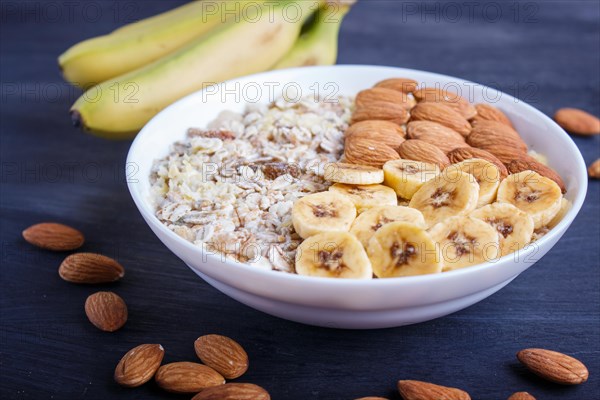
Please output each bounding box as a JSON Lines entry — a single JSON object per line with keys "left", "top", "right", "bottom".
{"left": 22, "top": 222, "right": 84, "bottom": 251}
{"left": 194, "top": 334, "right": 249, "bottom": 379}
{"left": 468, "top": 120, "right": 527, "bottom": 148}
{"left": 155, "top": 362, "right": 225, "bottom": 393}
{"left": 447, "top": 147, "right": 508, "bottom": 178}
{"left": 345, "top": 137, "right": 400, "bottom": 168}
{"left": 471, "top": 104, "right": 514, "bottom": 127}
{"left": 192, "top": 383, "right": 270, "bottom": 400}
{"left": 84, "top": 291, "right": 127, "bottom": 332}
{"left": 413, "top": 88, "right": 477, "bottom": 119}
{"left": 398, "top": 140, "right": 450, "bottom": 169}
{"left": 398, "top": 380, "right": 471, "bottom": 400}
{"left": 356, "top": 88, "right": 415, "bottom": 110}
{"left": 517, "top": 348, "right": 589, "bottom": 385}
{"left": 507, "top": 156, "right": 566, "bottom": 193}
{"left": 355, "top": 398, "right": 389, "bottom": 400}
{"left": 347, "top": 120, "right": 405, "bottom": 138}
{"left": 554, "top": 108, "right": 600, "bottom": 136}
{"left": 508, "top": 392, "right": 536, "bottom": 400}
{"left": 406, "top": 121, "right": 467, "bottom": 153}
{"left": 346, "top": 121, "right": 405, "bottom": 149}
{"left": 375, "top": 77, "right": 418, "bottom": 93}
{"left": 410, "top": 103, "right": 472, "bottom": 137}
{"left": 59, "top": 253, "right": 124, "bottom": 284}
{"left": 114, "top": 344, "right": 164, "bottom": 388}
{"left": 352, "top": 102, "right": 410, "bottom": 125}
{"left": 588, "top": 159, "right": 600, "bottom": 179}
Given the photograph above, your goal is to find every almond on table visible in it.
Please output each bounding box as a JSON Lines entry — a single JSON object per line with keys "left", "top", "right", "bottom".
{"left": 22, "top": 222, "right": 84, "bottom": 251}
{"left": 84, "top": 291, "right": 128, "bottom": 332}
{"left": 194, "top": 334, "right": 249, "bottom": 380}
{"left": 114, "top": 344, "right": 164, "bottom": 388}
{"left": 59, "top": 253, "right": 124, "bottom": 284}
{"left": 517, "top": 348, "right": 589, "bottom": 385}
{"left": 554, "top": 107, "right": 600, "bottom": 136}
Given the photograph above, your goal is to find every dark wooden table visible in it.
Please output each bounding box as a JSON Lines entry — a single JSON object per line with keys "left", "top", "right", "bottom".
{"left": 1, "top": 1, "right": 599, "bottom": 399}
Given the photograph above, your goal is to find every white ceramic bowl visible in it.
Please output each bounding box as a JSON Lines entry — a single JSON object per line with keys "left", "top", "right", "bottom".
{"left": 127, "top": 65, "right": 587, "bottom": 329}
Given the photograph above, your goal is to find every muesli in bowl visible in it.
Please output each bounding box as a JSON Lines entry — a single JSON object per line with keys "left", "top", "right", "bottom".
{"left": 150, "top": 78, "right": 571, "bottom": 279}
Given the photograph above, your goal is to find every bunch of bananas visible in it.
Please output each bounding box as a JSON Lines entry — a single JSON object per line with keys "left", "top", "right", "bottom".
{"left": 59, "top": 0, "right": 354, "bottom": 139}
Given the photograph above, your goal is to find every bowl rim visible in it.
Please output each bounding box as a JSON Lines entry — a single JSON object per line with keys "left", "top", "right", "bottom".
{"left": 127, "top": 64, "right": 588, "bottom": 288}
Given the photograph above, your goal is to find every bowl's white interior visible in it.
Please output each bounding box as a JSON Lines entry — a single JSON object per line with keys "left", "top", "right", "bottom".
{"left": 127, "top": 65, "right": 587, "bottom": 284}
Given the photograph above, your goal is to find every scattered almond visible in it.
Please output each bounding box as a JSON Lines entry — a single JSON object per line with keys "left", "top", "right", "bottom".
{"left": 398, "top": 139, "right": 450, "bottom": 169}
{"left": 345, "top": 137, "right": 400, "bottom": 168}
{"left": 447, "top": 147, "right": 508, "bottom": 178}
{"left": 59, "top": 253, "right": 124, "bottom": 284}
{"left": 355, "top": 397, "right": 389, "bottom": 400}
{"left": 155, "top": 362, "right": 225, "bottom": 393}
{"left": 22, "top": 222, "right": 84, "bottom": 251}
{"left": 194, "top": 334, "right": 249, "bottom": 379}
{"left": 114, "top": 344, "right": 164, "bottom": 388}
{"left": 413, "top": 87, "right": 477, "bottom": 119}
{"left": 352, "top": 101, "right": 410, "bottom": 125}
{"left": 554, "top": 108, "right": 600, "bottom": 136}
{"left": 506, "top": 156, "right": 566, "bottom": 193}
{"left": 588, "top": 159, "right": 600, "bottom": 179}
{"left": 516, "top": 348, "right": 589, "bottom": 385}
{"left": 84, "top": 291, "right": 128, "bottom": 332}
{"left": 398, "top": 380, "right": 471, "bottom": 400}
{"left": 356, "top": 88, "right": 415, "bottom": 110}
{"left": 410, "top": 102, "right": 472, "bottom": 137}
{"left": 191, "top": 383, "right": 270, "bottom": 400}
{"left": 406, "top": 121, "right": 467, "bottom": 153}
{"left": 346, "top": 120, "right": 406, "bottom": 150}
{"left": 374, "top": 77, "right": 418, "bottom": 93}
{"left": 471, "top": 104, "right": 514, "bottom": 127}
{"left": 507, "top": 392, "right": 536, "bottom": 400}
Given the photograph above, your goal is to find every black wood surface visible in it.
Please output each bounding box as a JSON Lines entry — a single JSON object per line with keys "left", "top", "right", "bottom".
{"left": 1, "top": 1, "right": 599, "bottom": 399}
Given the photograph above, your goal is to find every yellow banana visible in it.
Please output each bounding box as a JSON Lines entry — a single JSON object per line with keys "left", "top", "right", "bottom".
{"left": 71, "top": 0, "right": 324, "bottom": 139}
{"left": 59, "top": 1, "right": 256, "bottom": 88}
{"left": 272, "top": 1, "right": 352, "bottom": 69}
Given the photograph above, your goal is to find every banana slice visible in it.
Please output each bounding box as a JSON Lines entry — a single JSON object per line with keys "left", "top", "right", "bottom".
{"left": 428, "top": 216, "right": 500, "bottom": 271}
{"left": 323, "top": 162, "right": 384, "bottom": 185}
{"left": 497, "top": 170, "right": 562, "bottom": 229}
{"left": 383, "top": 159, "right": 440, "bottom": 200}
{"left": 350, "top": 206, "right": 426, "bottom": 248}
{"left": 366, "top": 222, "right": 442, "bottom": 278}
{"left": 292, "top": 192, "right": 357, "bottom": 239}
{"left": 451, "top": 159, "right": 501, "bottom": 207}
{"left": 329, "top": 183, "right": 397, "bottom": 213}
{"left": 408, "top": 169, "right": 479, "bottom": 227}
{"left": 471, "top": 203, "right": 534, "bottom": 256}
{"left": 295, "top": 232, "right": 373, "bottom": 279}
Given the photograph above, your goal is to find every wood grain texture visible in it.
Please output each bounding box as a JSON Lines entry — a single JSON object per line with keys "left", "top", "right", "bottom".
{"left": 0, "top": 1, "right": 599, "bottom": 399}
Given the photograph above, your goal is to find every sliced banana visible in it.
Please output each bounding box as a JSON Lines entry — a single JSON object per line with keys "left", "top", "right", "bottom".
{"left": 428, "top": 216, "right": 500, "bottom": 271}
{"left": 292, "top": 191, "right": 357, "bottom": 239}
{"left": 329, "top": 183, "right": 397, "bottom": 213}
{"left": 323, "top": 162, "right": 384, "bottom": 185}
{"left": 383, "top": 159, "right": 440, "bottom": 200}
{"left": 367, "top": 222, "right": 442, "bottom": 278}
{"left": 350, "top": 206, "right": 426, "bottom": 248}
{"left": 450, "top": 159, "right": 500, "bottom": 207}
{"left": 471, "top": 202, "right": 534, "bottom": 256}
{"left": 497, "top": 170, "right": 562, "bottom": 229}
{"left": 295, "top": 232, "right": 373, "bottom": 279}
{"left": 408, "top": 169, "right": 479, "bottom": 227}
